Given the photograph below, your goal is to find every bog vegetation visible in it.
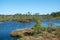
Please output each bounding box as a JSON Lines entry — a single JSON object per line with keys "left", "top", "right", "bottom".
{"left": 0, "top": 11, "right": 60, "bottom": 22}
{"left": 10, "top": 11, "right": 60, "bottom": 40}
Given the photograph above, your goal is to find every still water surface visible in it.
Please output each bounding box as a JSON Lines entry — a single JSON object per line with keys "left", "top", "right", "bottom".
{"left": 0, "top": 20, "right": 60, "bottom": 40}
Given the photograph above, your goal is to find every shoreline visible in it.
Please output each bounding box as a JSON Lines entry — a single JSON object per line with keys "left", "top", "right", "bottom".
{"left": 10, "top": 27, "right": 60, "bottom": 40}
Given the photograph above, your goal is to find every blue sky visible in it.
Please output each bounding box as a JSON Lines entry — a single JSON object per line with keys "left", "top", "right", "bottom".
{"left": 0, "top": 0, "right": 60, "bottom": 15}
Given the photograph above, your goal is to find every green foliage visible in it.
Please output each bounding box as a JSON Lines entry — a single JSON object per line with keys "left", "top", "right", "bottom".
{"left": 0, "top": 11, "right": 60, "bottom": 22}
{"left": 51, "top": 11, "right": 60, "bottom": 17}
{"left": 32, "top": 18, "right": 42, "bottom": 35}
{"left": 40, "top": 27, "right": 46, "bottom": 31}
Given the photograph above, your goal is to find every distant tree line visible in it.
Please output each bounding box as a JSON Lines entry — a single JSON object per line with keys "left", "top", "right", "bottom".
{"left": 51, "top": 11, "right": 60, "bottom": 17}
{"left": 0, "top": 11, "right": 60, "bottom": 22}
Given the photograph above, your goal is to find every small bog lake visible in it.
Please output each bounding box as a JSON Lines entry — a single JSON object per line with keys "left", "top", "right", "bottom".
{"left": 0, "top": 20, "right": 60, "bottom": 40}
